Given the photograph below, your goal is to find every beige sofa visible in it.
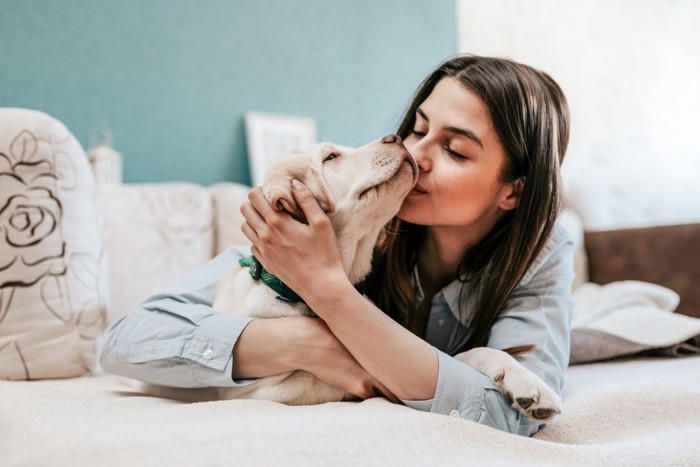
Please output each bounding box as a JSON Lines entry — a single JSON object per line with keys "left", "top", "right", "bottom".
{"left": 1, "top": 108, "right": 699, "bottom": 466}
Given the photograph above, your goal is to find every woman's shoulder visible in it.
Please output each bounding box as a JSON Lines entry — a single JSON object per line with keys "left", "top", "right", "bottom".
{"left": 518, "top": 222, "right": 574, "bottom": 286}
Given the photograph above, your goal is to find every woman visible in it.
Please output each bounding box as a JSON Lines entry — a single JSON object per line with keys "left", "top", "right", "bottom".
{"left": 100, "top": 55, "right": 574, "bottom": 436}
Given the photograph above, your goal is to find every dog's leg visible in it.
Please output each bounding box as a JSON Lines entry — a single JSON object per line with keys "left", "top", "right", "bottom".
{"left": 454, "top": 347, "right": 561, "bottom": 420}
{"left": 217, "top": 371, "right": 351, "bottom": 405}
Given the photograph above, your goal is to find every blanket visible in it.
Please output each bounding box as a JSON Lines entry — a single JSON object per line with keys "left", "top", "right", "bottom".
{"left": 2, "top": 357, "right": 699, "bottom": 466}
{"left": 570, "top": 280, "right": 700, "bottom": 364}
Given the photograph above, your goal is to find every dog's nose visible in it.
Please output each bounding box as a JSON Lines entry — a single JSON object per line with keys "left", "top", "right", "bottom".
{"left": 382, "top": 134, "right": 402, "bottom": 144}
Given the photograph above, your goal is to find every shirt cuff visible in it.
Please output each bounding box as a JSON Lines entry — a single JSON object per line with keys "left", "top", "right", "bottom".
{"left": 402, "top": 349, "right": 490, "bottom": 420}
{"left": 401, "top": 349, "right": 541, "bottom": 435}
{"left": 183, "top": 313, "right": 256, "bottom": 387}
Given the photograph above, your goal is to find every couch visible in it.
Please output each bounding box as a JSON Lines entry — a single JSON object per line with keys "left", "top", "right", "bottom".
{"left": 1, "top": 108, "right": 699, "bottom": 466}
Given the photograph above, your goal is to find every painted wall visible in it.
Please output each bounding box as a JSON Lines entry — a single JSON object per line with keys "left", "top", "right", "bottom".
{"left": 458, "top": 0, "right": 700, "bottom": 229}
{"left": 1, "top": 0, "right": 457, "bottom": 185}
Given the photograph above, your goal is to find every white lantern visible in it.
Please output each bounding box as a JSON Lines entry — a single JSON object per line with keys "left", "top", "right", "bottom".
{"left": 87, "top": 129, "right": 122, "bottom": 185}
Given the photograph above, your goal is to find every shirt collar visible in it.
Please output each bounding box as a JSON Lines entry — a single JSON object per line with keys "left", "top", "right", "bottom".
{"left": 412, "top": 265, "right": 470, "bottom": 321}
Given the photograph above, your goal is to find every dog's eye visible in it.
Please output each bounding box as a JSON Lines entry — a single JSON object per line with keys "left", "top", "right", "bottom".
{"left": 324, "top": 152, "right": 340, "bottom": 162}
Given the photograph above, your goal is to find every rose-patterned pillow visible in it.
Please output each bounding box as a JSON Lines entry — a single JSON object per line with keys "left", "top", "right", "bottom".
{"left": 0, "top": 108, "right": 109, "bottom": 380}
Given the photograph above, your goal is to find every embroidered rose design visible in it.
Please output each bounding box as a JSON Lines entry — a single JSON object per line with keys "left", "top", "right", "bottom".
{"left": 0, "top": 153, "right": 66, "bottom": 289}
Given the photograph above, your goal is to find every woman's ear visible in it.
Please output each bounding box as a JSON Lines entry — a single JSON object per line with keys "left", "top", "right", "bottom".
{"left": 498, "top": 177, "right": 525, "bottom": 211}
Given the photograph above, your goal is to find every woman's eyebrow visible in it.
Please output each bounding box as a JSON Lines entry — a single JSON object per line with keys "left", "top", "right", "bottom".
{"left": 416, "top": 108, "right": 484, "bottom": 149}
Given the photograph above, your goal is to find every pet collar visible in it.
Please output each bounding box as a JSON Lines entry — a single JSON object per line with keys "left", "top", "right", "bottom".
{"left": 239, "top": 255, "right": 305, "bottom": 303}
{"left": 238, "top": 255, "right": 367, "bottom": 305}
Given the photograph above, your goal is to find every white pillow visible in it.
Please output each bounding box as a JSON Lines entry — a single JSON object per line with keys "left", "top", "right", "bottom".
{"left": 97, "top": 183, "right": 215, "bottom": 324}
{"left": 0, "top": 108, "right": 109, "bottom": 380}
{"left": 210, "top": 182, "right": 252, "bottom": 254}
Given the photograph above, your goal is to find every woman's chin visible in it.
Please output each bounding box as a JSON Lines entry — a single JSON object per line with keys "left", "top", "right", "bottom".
{"left": 397, "top": 201, "right": 425, "bottom": 225}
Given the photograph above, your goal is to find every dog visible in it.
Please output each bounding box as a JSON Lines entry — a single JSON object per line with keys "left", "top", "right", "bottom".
{"left": 212, "top": 134, "right": 415, "bottom": 405}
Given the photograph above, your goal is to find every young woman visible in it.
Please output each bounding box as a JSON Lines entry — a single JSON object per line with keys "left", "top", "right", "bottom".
{"left": 100, "top": 55, "right": 574, "bottom": 436}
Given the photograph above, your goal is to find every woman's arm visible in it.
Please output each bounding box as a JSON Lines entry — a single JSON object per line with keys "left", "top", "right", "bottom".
{"left": 487, "top": 223, "right": 575, "bottom": 396}
{"left": 99, "top": 245, "right": 394, "bottom": 400}
{"left": 423, "top": 224, "right": 575, "bottom": 435}
{"left": 235, "top": 316, "right": 399, "bottom": 401}
{"left": 242, "top": 184, "right": 439, "bottom": 401}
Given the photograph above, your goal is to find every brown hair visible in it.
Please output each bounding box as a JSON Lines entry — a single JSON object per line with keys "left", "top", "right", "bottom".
{"left": 365, "top": 55, "right": 570, "bottom": 351}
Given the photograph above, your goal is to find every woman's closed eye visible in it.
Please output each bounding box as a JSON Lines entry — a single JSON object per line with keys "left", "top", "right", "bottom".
{"left": 445, "top": 145, "right": 469, "bottom": 161}
{"left": 410, "top": 127, "right": 427, "bottom": 138}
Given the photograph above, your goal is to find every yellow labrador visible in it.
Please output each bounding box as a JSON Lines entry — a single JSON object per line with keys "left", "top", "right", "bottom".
{"left": 210, "top": 134, "right": 560, "bottom": 420}
{"left": 213, "top": 134, "right": 416, "bottom": 404}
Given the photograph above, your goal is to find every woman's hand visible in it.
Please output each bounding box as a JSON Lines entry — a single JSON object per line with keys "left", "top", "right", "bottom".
{"left": 240, "top": 181, "right": 347, "bottom": 298}
{"left": 232, "top": 316, "right": 399, "bottom": 403}
{"left": 295, "top": 318, "right": 400, "bottom": 403}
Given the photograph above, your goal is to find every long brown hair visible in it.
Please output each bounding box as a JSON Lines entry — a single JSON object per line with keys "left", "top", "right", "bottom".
{"left": 365, "top": 55, "right": 570, "bottom": 351}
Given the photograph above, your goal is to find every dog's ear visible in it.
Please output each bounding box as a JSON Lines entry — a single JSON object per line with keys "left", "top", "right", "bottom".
{"left": 262, "top": 152, "right": 335, "bottom": 223}
{"left": 263, "top": 152, "right": 308, "bottom": 221}
{"left": 301, "top": 165, "right": 336, "bottom": 214}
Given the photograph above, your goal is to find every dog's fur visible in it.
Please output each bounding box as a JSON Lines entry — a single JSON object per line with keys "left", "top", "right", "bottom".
{"left": 213, "top": 135, "right": 418, "bottom": 404}
{"left": 147, "top": 136, "right": 561, "bottom": 420}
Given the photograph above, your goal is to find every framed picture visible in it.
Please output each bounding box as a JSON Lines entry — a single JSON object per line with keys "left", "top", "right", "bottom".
{"left": 244, "top": 112, "right": 318, "bottom": 186}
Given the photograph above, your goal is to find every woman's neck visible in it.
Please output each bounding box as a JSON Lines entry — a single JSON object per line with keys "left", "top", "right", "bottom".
{"left": 417, "top": 226, "right": 480, "bottom": 297}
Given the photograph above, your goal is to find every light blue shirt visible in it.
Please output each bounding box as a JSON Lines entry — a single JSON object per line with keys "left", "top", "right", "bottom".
{"left": 100, "top": 223, "right": 574, "bottom": 436}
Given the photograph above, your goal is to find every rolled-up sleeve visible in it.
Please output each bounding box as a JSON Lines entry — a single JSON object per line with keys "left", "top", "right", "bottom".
{"left": 99, "top": 246, "right": 256, "bottom": 388}
{"left": 403, "top": 350, "right": 541, "bottom": 436}
{"left": 403, "top": 224, "right": 575, "bottom": 436}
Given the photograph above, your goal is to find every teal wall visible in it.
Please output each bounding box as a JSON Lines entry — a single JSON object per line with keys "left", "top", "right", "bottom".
{"left": 0, "top": 0, "right": 457, "bottom": 185}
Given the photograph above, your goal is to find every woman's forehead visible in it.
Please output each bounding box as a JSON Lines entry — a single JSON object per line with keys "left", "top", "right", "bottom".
{"left": 420, "top": 78, "right": 494, "bottom": 140}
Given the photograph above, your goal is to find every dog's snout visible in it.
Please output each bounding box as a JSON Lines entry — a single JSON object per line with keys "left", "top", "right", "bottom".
{"left": 382, "top": 134, "right": 402, "bottom": 145}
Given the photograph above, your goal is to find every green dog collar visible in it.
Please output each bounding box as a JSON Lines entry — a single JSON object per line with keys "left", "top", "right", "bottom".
{"left": 239, "top": 255, "right": 305, "bottom": 304}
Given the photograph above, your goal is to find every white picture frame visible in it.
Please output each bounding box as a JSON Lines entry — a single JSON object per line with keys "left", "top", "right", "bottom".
{"left": 245, "top": 112, "right": 318, "bottom": 187}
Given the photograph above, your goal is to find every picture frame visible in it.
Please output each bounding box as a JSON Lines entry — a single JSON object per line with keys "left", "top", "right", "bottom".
{"left": 244, "top": 112, "right": 318, "bottom": 187}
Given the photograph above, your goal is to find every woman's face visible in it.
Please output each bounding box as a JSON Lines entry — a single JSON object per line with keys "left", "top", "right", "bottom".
{"left": 398, "top": 77, "right": 519, "bottom": 237}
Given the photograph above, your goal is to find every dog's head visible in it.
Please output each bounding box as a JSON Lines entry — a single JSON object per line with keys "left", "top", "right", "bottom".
{"left": 262, "top": 134, "right": 418, "bottom": 227}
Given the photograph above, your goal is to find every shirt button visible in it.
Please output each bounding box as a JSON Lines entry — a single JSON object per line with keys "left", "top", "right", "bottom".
{"left": 449, "top": 409, "right": 460, "bottom": 418}
{"left": 203, "top": 349, "right": 214, "bottom": 360}
{"left": 437, "top": 318, "right": 446, "bottom": 328}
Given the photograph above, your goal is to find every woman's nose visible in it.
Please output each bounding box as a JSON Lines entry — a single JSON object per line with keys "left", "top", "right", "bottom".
{"left": 409, "top": 141, "right": 431, "bottom": 172}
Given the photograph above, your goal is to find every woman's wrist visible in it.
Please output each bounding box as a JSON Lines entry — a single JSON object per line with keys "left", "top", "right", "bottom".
{"left": 275, "top": 316, "right": 321, "bottom": 371}
{"left": 302, "top": 271, "right": 355, "bottom": 318}
{"left": 232, "top": 317, "right": 310, "bottom": 379}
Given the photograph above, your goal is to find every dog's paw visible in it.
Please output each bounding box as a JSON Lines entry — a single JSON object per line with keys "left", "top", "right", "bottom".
{"left": 492, "top": 366, "right": 561, "bottom": 420}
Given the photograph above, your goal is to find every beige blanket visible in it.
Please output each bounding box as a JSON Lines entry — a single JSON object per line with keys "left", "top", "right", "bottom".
{"left": 570, "top": 281, "right": 700, "bottom": 363}
{"left": 2, "top": 357, "right": 699, "bottom": 466}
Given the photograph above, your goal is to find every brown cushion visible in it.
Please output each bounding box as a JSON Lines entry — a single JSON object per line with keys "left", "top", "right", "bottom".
{"left": 585, "top": 223, "right": 700, "bottom": 318}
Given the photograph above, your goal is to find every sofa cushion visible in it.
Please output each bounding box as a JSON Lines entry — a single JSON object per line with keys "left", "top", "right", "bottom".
{"left": 585, "top": 223, "right": 700, "bottom": 318}
{"left": 210, "top": 182, "right": 251, "bottom": 254}
{"left": 0, "top": 108, "right": 109, "bottom": 380}
{"left": 97, "top": 183, "right": 215, "bottom": 324}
